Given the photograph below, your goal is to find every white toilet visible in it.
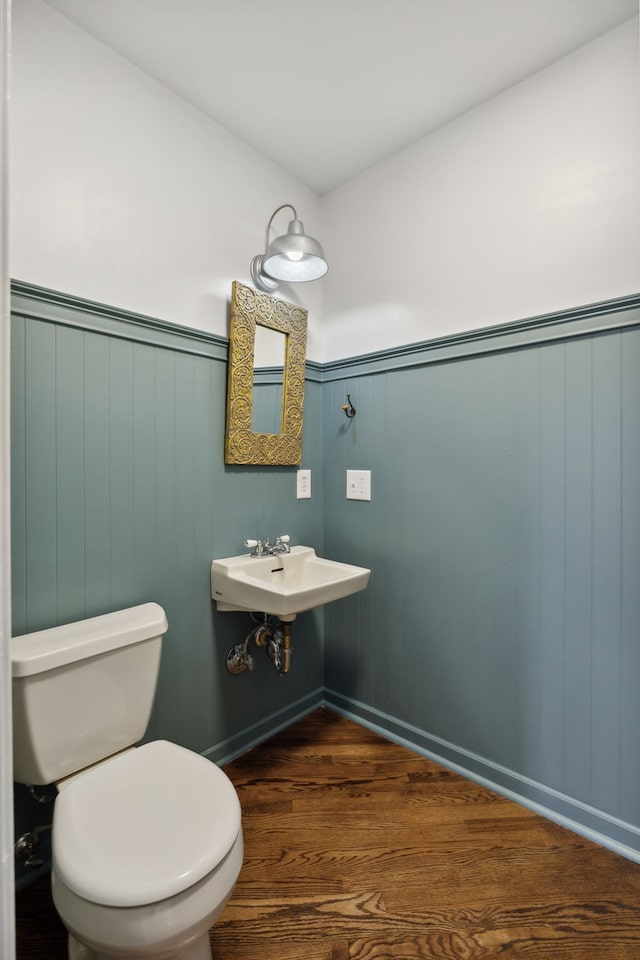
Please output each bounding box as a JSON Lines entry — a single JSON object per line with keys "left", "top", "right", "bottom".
{"left": 11, "top": 603, "right": 243, "bottom": 960}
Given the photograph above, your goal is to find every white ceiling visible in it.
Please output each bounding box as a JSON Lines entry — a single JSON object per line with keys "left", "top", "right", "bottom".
{"left": 43, "top": 0, "right": 638, "bottom": 194}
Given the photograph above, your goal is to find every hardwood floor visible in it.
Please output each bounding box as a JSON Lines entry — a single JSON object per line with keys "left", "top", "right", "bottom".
{"left": 15, "top": 708, "right": 640, "bottom": 959}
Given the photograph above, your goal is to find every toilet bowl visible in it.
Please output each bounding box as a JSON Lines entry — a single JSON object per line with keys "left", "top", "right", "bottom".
{"left": 52, "top": 740, "right": 243, "bottom": 960}
{"left": 11, "top": 604, "right": 243, "bottom": 960}
{"left": 53, "top": 840, "right": 242, "bottom": 960}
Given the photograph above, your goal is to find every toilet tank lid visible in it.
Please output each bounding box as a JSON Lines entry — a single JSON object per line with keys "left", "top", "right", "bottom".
{"left": 11, "top": 603, "right": 168, "bottom": 677}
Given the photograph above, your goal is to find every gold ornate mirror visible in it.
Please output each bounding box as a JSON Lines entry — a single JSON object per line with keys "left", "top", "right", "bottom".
{"left": 225, "top": 281, "right": 308, "bottom": 465}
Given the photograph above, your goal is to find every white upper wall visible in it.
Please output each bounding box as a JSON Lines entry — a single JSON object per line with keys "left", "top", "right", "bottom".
{"left": 11, "top": 5, "right": 639, "bottom": 364}
{"left": 10, "top": 0, "right": 324, "bottom": 356}
{"left": 320, "top": 19, "right": 640, "bottom": 362}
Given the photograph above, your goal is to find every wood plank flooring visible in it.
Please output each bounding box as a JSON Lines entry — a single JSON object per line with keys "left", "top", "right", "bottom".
{"left": 15, "top": 708, "right": 640, "bottom": 959}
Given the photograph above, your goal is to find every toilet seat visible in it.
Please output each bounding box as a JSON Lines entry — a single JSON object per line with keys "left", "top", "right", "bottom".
{"left": 53, "top": 740, "right": 242, "bottom": 908}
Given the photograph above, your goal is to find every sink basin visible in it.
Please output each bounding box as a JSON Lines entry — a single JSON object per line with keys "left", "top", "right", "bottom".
{"left": 211, "top": 546, "right": 370, "bottom": 620}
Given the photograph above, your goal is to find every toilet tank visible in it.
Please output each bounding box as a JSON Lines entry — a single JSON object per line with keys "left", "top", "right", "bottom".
{"left": 11, "top": 603, "right": 168, "bottom": 785}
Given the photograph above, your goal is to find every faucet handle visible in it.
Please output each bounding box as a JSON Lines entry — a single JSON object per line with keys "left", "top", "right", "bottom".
{"left": 274, "top": 535, "right": 291, "bottom": 554}
{"left": 244, "top": 539, "right": 264, "bottom": 556}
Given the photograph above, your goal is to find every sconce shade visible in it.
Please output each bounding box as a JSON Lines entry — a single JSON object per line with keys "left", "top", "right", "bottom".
{"left": 263, "top": 218, "right": 328, "bottom": 282}
{"left": 251, "top": 205, "right": 328, "bottom": 292}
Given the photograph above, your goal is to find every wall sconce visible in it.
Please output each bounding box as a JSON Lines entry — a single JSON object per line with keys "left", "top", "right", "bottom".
{"left": 250, "top": 204, "right": 328, "bottom": 293}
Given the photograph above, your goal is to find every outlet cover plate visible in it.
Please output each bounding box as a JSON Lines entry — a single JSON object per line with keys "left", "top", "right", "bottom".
{"left": 346, "top": 469, "right": 371, "bottom": 501}
{"left": 297, "top": 469, "right": 311, "bottom": 499}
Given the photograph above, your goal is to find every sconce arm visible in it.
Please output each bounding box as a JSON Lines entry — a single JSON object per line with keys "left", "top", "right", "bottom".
{"left": 264, "top": 204, "right": 297, "bottom": 252}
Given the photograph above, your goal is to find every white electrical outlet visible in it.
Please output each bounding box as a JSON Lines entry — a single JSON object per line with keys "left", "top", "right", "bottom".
{"left": 346, "top": 469, "right": 371, "bottom": 501}
{"left": 296, "top": 469, "right": 311, "bottom": 499}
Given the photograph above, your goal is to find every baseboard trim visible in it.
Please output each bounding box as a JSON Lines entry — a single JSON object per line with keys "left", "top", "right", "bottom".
{"left": 16, "top": 687, "right": 639, "bottom": 891}
{"left": 203, "top": 688, "right": 325, "bottom": 766}
{"left": 323, "top": 689, "right": 640, "bottom": 864}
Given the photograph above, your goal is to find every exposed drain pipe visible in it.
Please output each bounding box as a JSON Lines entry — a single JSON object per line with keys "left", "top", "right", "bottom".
{"left": 281, "top": 622, "right": 292, "bottom": 674}
{"left": 226, "top": 616, "right": 293, "bottom": 676}
{"left": 15, "top": 823, "right": 52, "bottom": 869}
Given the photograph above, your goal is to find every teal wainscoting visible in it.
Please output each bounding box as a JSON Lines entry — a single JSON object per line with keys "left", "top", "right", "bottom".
{"left": 10, "top": 282, "right": 325, "bottom": 770}
{"left": 321, "top": 296, "right": 640, "bottom": 860}
{"left": 10, "top": 283, "right": 640, "bottom": 870}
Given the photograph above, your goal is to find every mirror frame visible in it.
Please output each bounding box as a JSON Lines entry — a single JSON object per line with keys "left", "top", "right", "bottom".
{"left": 225, "top": 281, "right": 308, "bottom": 465}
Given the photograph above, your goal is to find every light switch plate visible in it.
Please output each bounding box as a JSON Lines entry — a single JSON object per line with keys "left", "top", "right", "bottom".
{"left": 296, "top": 469, "right": 311, "bottom": 499}
{"left": 346, "top": 469, "right": 371, "bottom": 501}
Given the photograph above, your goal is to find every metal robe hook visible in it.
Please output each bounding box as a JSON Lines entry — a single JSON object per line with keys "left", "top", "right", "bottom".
{"left": 342, "top": 394, "right": 356, "bottom": 419}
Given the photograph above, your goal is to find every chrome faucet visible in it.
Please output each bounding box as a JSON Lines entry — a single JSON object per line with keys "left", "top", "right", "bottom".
{"left": 244, "top": 535, "right": 290, "bottom": 557}
{"left": 268, "top": 535, "right": 291, "bottom": 556}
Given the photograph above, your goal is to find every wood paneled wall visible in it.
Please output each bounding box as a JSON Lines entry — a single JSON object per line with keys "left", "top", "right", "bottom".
{"left": 322, "top": 306, "right": 640, "bottom": 857}
{"left": 10, "top": 284, "right": 640, "bottom": 866}
{"left": 10, "top": 288, "right": 325, "bottom": 762}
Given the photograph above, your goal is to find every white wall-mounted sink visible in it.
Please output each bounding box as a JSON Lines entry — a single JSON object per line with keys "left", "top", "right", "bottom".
{"left": 211, "top": 546, "right": 370, "bottom": 621}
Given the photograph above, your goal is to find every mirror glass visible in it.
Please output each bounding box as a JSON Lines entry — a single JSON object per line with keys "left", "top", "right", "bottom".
{"left": 225, "top": 281, "right": 308, "bottom": 465}
{"left": 251, "top": 325, "right": 286, "bottom": 435}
